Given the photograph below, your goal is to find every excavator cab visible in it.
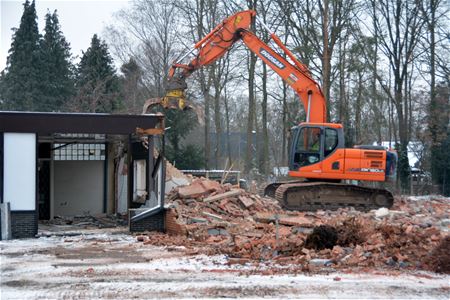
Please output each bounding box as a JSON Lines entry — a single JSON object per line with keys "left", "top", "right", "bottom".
{"left": 289, "top": 123, "right": 344, "bottom": 171}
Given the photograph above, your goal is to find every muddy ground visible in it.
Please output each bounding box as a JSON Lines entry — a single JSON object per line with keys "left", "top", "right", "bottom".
{"left": 1, "top": 227, "right": 449, "bottom": 299}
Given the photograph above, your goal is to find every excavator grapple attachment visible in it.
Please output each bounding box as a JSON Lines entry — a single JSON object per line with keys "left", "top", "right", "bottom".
{"left": 142, "top": 89, "right": 192, "bottom": 113}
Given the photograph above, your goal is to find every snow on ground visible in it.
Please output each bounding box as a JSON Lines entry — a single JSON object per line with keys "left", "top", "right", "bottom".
{"left": 1, "top": 228, "right": 449, "bottom": 299}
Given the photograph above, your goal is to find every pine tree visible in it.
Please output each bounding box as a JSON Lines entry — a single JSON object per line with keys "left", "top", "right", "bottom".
{"left": 120, "top": 58, "right": 145, "bottom": 113}
{"left": 39, "top": 10, "right": 74, "bottom": 111}
{"left": 72, "top": 34, "right": 121, "bottom": 113}
{"left": 0, "top": 0, "right": 42, "bottom": 111}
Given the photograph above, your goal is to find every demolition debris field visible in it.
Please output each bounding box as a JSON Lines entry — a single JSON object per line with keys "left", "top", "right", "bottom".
{"left": 1, "top": 177, "right": 449, "bottom": 298}
{"left": 141, "top": 178, "right": 450, "bottom": 275}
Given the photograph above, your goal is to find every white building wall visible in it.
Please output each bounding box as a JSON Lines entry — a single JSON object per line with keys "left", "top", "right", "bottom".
{"left": 3, "top": 133, "right": 36, "bottom": 211}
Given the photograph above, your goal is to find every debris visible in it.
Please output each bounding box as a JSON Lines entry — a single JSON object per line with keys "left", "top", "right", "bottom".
{"left": 202, "top": 212, "right": 224, "bottom": 221}
{"left": 238, "top": 195, "right": 255, "bottom": 208}
{"left": 309, "top": 258, "right": 333, "bottom": 266}
{"left": 178, "top": 181, "right": 209, "bottom": 199}
{"left": 203, "top": 189, "right": 243, "bottom": 203}
{"left": 188, "top": 217, "right": 208, "bottom": 224}
{"left": 136, "top": 171, "right": 450, "bottom": 273}
{"left": 336, "top": 218, "right": 365, "bottom": 246}
{"left": 207, "top": 228, "right": 229, "bottom": 236}
{"left": 305, "top": 225, "right": 338, "bottom": 250}
{"left": 426, "top": 236, "right": 450, "bottom": 274}
{"left": 375, "top": 207, "right": 390, "bottom": 218}
{"left": 279, "top": 216, "right": 314, "bottom": 227}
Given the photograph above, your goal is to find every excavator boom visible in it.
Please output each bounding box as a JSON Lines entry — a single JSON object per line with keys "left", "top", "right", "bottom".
{"left": 166, "top": 10, "right": 326, "bottom": 123}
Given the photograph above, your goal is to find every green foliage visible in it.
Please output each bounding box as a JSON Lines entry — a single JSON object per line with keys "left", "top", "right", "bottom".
{"left": 0, "top": 0, "right": 42, "bottom": 110}
{"left": 73, "top": 34, "right": 121, "bottom": 112}
{"left": 429, "top": 84, "right": 450, "bottom": 191}
{"left": 166, "top": 144, "right": 204, "bottom": 170}
{"left": 396, "top": 142, "right": 411, "bottom": 193}
{"left": 39, "top": 10, "right": 74, "bottom": 111}
{"left": 164, "top": 108, "right": 198, "bottom": 152}
{"left": 441, "top": 130, "right": 450, "bottom": 196}
{"left": 151, "top": 107, "right": 202, "bottom": 170}
{"left": 119, "top": 58, "right": 145, "bottom": 113}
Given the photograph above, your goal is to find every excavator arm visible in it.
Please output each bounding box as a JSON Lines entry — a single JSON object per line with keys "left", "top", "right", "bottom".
{"left": 164, "top": 10, "right": 327, "bottom": 123}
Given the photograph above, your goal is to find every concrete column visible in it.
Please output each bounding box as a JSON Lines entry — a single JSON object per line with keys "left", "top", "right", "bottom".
{"left": 1, "top": 202, "right": 11, "bottom": 240}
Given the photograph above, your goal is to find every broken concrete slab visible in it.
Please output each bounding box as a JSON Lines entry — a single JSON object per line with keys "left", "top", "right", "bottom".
{"left": 188, "top": 217, "right": 208, "bottom": 224}
{"left": 166, "top": 177, "right": 190, "bottom": 195}
{"left": 375, "top": 207, "right": 390, "bottom": 218}
{"left": 207, "top": 228, "right": 229, "bottom": 236}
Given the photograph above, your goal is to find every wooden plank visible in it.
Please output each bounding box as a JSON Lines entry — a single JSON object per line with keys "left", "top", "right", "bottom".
{"left": 136, "top": 127, "right": 164, "bottom": 135}
{"left": 203, "top": 189, "right": 243, "bottom": 203}
{"left": 202, "top": 212, "right": 224, "bottom": 221}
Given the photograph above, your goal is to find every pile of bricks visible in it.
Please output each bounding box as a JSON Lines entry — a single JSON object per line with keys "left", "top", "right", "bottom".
{"left": 136, "top": 178, "right": 450, "bottom": 274}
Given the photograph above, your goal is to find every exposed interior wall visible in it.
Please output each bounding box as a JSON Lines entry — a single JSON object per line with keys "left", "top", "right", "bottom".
{"left": 107, "top": 144, "right": 115, "bottom": 214}
{"left": 117, "top": 156, "right": 128, "bottom": 214}
{"left": 53, "top": 161, "right": 104, "bottom": 216}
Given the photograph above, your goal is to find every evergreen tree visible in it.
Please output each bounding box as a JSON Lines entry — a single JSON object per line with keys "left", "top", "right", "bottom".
{"left": 39, "top": 10, "right": 74, "bottom": 111}
{"left": 72, "top": 34, "right": 121, "bottom": 113}
{"left": 429, "top": 83, "right": 450, "bottom": 195}
{"left": 0, "top": 0, "right": 42, "bottom": 110}
{"left": 120, "top": 58, "right": 145, "bottom": 113}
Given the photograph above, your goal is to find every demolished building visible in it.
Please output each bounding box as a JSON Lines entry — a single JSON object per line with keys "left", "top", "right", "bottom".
{"left": 0, "top": 111, "right": 165, "bottom": 239}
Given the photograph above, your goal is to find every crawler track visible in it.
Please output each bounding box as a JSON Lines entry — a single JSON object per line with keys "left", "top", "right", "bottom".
{"left": 269, "top": 182, "right": 393, "bottom": 211}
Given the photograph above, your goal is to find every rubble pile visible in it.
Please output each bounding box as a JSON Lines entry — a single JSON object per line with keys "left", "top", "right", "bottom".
{"left": 137, "top": 178, "right": 450, "bottom": 274}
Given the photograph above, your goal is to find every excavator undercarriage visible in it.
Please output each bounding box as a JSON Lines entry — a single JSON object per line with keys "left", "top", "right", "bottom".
{"left": 265, "top": 181, "right": 393, "bottom": 211}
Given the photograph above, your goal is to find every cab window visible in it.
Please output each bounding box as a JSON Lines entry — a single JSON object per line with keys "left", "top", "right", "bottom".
{"left": 294, "top": 127, "right": 321, "bottom": 166}
{"left": 296, "top": 127, "right": 321, "bottom": 152}
{"left": 324, "top": 128, "right": 338, "bottom": 157}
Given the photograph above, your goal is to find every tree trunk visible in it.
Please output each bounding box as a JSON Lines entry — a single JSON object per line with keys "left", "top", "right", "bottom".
{"left": 213, "top": 65, "right": 222, "bottom": 169}
{"left": 246, "top": 52, "right": 257, "bottom": 173}
{"left": 321, "top": 0, "right": 331, "bottom": 120}
{"left": 245, "top": 0, "right": 258, "bottom": 173}
{"left": 260, "top": 50, "right": 269, "bottom": 176}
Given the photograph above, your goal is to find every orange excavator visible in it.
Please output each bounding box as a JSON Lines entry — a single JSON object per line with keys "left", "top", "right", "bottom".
{"left": 161, "top": 10, "right": 397, "bottom": 211}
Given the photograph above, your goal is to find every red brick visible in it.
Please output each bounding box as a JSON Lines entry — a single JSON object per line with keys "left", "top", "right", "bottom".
{"left": 279, "top": 216, "right": 314, "bottom": 227}
{"left": 200, "top": 179, "right": 223, "bottom": 193}
{"left": 238, "top": 196, "right": 255, "bottom": 208}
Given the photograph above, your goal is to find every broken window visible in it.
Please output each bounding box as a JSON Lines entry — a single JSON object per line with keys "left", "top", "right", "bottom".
{"left": 133, "top": 159, "right": 147, "bottom": 203}
{"left": 53, "top": 143, "right": 105, "bottom": 161}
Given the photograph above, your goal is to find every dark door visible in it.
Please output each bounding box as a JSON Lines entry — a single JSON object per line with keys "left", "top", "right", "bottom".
{"left": 38, "top": 160, "right": 50, "bottom": 220}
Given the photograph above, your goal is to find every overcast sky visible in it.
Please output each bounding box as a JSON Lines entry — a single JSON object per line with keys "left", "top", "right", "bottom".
{"left": 0, "top": 0, "right": 130, "bottom": 71}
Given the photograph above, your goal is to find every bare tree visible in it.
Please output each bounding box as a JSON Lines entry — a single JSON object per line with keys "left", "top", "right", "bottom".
{"left": 369, "top": 0, "right": 425, "bottom": 191}
{"left": 278, "top": 0, "right": 357, "bottom": 120}
{"left": 107, "top": 0, "right": 182, "bottom": 97}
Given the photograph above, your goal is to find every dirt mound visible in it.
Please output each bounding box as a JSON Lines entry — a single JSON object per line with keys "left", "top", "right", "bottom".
{"left": 426, "top": 236, "right": 450, "bottom": 274}
{"left": 336, "top": 218, "right": 365, "bottom": 246}
{"left": 305, "top": 225, "right": 338, "bottom": 250}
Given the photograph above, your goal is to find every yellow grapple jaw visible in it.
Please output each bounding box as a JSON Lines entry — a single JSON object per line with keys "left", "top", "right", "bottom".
{"left": 162, "top": 89, "right": 187, "bottom": 110}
